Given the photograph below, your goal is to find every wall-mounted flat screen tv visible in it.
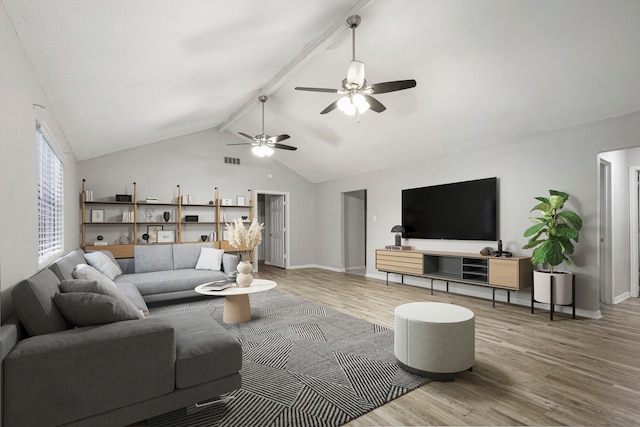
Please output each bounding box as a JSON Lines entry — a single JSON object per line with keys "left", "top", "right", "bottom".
{"left": 402, "top": 177, "right": 498, "bottom": 241}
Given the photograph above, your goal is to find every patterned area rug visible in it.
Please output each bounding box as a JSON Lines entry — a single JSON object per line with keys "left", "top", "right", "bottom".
{"left": 149, "top": 289, "right": 429, "bottom": 427}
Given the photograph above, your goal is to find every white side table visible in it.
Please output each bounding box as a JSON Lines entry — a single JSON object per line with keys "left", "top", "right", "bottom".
{"left": 394, "top": 301, "right": 475, "bottom": 381}
{"left": 195, "top": 279, "right": 277, "bottom": 323}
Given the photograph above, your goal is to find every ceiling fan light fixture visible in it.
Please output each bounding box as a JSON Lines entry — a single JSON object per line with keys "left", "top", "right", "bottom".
{"left": 252, "top": 144, "right": 274, "bottom": 157}
{"left": 352, "top": 93, "right": 370, "bottom": 113}
{"left": 337, "top": 96, "right": 356, "bottom": 115}
{"left": 347, "top": 60, "right": 365, "bottom": 87}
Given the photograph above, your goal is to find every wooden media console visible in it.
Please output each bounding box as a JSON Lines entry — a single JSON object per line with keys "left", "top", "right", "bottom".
{"left": 376, "top": 249, "right": 532, "bottom": 305}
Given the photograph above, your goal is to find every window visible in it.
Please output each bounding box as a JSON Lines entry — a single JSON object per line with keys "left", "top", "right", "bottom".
{"left": 37, "top": 123, "right": 63, "bottom": 266}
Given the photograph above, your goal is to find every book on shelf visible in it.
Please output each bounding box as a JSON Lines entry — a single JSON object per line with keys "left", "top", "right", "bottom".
{"left": 145, "top": 197, "right": 158, "bottom": 204}
{"left": 121, "top": 211, "right": 134, "bottom": 223}
{"left": 385, "top": 245, "right": 413, "bottom": 250}
{"left": 93, "top": 241, "right": 108, "bottom": 246}
{"left": 83, "top": 190, "right": 94, "bottom": 201}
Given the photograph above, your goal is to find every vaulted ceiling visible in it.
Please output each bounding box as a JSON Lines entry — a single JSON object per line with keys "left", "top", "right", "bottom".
{"left": 5, "top": 0, "right": 640, "bottom": 182}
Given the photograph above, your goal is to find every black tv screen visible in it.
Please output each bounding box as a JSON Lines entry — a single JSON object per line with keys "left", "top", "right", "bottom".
{"left": 402, "top": 177, "right": 498, "bottom": 241}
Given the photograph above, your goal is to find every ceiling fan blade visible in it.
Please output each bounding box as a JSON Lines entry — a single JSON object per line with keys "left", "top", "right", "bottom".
{"left": 363, "top": 95, "right": 386, "bottom": 113}
{"left": 320, "top": 100, "right": 339, "bottom": 114}
{"left": 273, "top": 143, "right": 297, "bottom": 151}
{"left": 269, "top": 134, "right": 290, "bottom": 143}
{"left": 227, "top": 142, "right": 254, "bottom": 146}
{"left": 369, "top": 80, "right": 417, "bottom": 94}
{"left": 238, "top": 132, "right": 256, "bottom": 141}
{"left": 295, "top": 87, "right": 339, "bottom": 93}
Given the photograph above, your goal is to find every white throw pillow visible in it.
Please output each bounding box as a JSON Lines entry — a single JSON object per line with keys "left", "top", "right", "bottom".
{"left": 195, "top": 247, "right": 224, "bottom": 271}
{"left": 84, "top": 251, "right": 123, "bottom": 280}
{"left": 72, "top": 263, "right": 119, "bottom": 289}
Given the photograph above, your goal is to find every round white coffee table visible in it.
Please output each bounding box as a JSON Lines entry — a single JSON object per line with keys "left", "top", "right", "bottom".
{"left": 195, "top": 279, "right": 277, "bottom": 323}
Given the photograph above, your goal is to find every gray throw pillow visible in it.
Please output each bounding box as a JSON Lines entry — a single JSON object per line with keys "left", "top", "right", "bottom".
{"left": 72, "top": 264, "right": 118, "bottom": 289}
{"left": 54, "top": 292, "right": 143, "bottom": 327}
{"left": 84, "top": 251, "right": 123, "bottom": 280}
{"left": 59, "top": 278, "right": 143, "bottom": 318}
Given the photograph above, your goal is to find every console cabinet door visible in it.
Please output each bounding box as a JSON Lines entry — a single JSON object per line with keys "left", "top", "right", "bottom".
{"left": 489, "top": 258, "right": 532, "bottom": 290}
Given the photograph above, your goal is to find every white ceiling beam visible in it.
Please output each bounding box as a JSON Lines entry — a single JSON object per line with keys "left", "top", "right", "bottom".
{"left": 217, "top": 0, "right": 380, "bottom": 132}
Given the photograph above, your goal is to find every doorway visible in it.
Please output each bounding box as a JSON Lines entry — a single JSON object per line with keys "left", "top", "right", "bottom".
{"left": 630, "top": 167, "right": 640, "bottom": 298}
{"left": 342, "top": 190, "right": 367, "bottom": 275}
{"left": 598, "top": 158, "right": 613, "bottom": 305}
{"left": 256, "top": 191, "right": 289, "bottom": 270}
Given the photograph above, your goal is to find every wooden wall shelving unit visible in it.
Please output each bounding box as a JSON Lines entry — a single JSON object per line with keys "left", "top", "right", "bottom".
{"left": 81, "top": 180, "right": 254, "bottom": 258}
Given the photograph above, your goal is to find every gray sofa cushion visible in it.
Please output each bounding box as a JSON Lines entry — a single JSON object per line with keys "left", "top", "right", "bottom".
{"left": 48, "top": 248, "right": 86, "bottom": 281}
{"left": 173, "top": 242, "right": 215, "bottom": 270}
{"left": 115, "top": 269, "right": 227, "bottom": 296}
{"left": 135, "top": 244, "right": 174, "bottom": 273}
{"left": 11, "top": 269, "right": 69, "bottom": 336}
{"left": 222, "top": 253, "right": 240, "bottom": 274}
{"left": 54, "top": 293, "right": 143, "bottom": 326}
{"left": 160, "top": 312, "right": 242, "bottom": 389}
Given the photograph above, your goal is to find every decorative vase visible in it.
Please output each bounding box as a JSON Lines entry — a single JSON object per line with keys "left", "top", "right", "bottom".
{"left": 236, "top": 261, "right": 253, "bottom": 287}
{"left": 163, "top": 211, "right": 170, "bottom": 222}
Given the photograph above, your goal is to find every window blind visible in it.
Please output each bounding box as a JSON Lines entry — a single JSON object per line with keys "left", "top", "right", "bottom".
{"left": 37, "top": 124, "right": 64, "bottom": 265}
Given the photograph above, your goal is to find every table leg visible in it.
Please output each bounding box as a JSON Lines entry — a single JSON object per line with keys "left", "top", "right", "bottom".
{"left": 223, "top": 294, "right": 251, "bottom": 323}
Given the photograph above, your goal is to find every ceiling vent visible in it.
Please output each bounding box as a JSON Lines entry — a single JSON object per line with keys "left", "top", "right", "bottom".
{"left": 224, "top": 156, "right": 240, "bottom": 165}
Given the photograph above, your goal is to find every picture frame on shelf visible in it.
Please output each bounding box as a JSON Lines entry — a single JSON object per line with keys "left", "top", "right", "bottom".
{"left": 147, "top": 225, "right": 163, "bottom": 243}
{"left": 157, "top": 230, "right": 175, "bottom": 243}
{"left": 91, "top": 209, "right": 105, "bottom": 223}
{"left": 236, "top": 196, "right": 245, "bottom": 206}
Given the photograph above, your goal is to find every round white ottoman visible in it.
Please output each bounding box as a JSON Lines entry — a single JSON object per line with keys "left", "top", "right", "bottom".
{"left": 394, "top": 302, "right": 475, "bottom": 381}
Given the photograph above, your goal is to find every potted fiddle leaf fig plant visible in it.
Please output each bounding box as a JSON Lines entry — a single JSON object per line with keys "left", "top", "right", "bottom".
{"left": 523, "top": 190, "right": 583, "bottom": 305}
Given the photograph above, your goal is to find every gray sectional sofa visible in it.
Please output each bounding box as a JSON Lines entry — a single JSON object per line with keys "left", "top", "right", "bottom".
{"left": 1, "top": 243, "right": 242, "bottom": 427}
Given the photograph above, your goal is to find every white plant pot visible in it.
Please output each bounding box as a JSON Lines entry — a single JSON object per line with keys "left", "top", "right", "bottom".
{"left": 533, "top": 270, "right": 574, "bottom": 305}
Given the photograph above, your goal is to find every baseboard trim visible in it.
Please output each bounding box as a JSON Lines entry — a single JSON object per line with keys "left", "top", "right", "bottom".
{"left": 288, "top": 264, "right": 346, "bottom": 273}
{"left": 366, "top": 271, "right": 603, "bottom": 320}
{"left": 613, "top": 292, "right": 631, "bottom": 305}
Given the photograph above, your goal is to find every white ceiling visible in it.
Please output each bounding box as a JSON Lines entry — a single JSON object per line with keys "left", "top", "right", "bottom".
{"left": 5, "top": 0, "right": 640, "bottom": 182}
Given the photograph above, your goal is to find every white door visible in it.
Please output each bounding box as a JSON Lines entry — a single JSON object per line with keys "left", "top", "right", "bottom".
{"left": 268, "top": 195, "right": 286, "bottom": 268}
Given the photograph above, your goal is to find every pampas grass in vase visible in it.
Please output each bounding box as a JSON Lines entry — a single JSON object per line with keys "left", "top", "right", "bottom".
{"left": 226, "top": 218, "right": 264, "bottom": 286}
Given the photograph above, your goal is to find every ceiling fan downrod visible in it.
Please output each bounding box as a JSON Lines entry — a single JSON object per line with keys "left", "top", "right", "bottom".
{"left": 346, "top": 15, "right": 364, "bottom": 87}
{"left": 259, "top": 95, "right": 268, "bottom": 137}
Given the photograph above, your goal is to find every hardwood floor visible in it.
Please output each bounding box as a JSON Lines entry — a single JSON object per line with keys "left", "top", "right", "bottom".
{"left": 254, "top": 264, "right": 640, "bottom": 426}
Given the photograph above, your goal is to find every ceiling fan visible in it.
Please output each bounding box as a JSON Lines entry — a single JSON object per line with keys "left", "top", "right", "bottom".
{"left": 295, "top": 15, "right": 416, "bottom": 116}
{"left": 228, "top": 95, "right": 296, "bottom": 157}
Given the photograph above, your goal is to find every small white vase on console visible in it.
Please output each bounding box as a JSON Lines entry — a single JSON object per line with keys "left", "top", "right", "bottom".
{"left": 236, "top": 261, "right": 253, "bottom": 287}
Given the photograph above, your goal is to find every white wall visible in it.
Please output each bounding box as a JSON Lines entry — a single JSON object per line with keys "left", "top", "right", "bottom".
{"left": 315, "top": 112, "right": 640, "bottom": 316}
{"left": 77, "top": 128, "right": 316, "bottom": 267}
{"left": 0, "top": 4, "right": 78, "bottom": 321}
